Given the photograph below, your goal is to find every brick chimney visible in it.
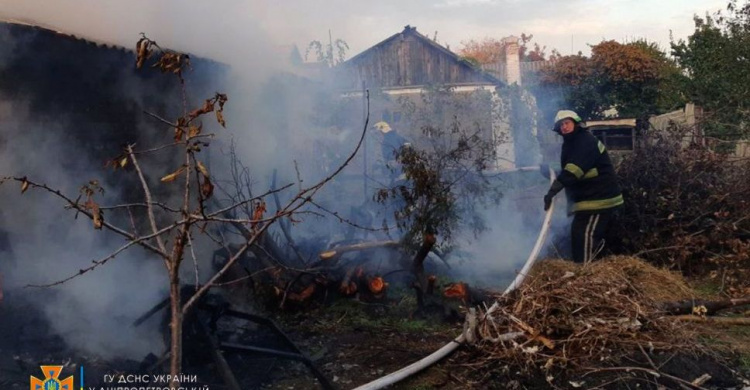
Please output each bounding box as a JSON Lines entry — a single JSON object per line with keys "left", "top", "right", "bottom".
{"left": 502, "top": 36, "right": 521, "bottom": 86}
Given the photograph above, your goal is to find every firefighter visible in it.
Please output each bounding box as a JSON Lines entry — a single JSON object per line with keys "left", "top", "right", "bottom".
{"left": 543, "top": 110, "right": 624, "bottom": 263}
{"left": 373, "top": 121, "right": 409, "bottom": 181}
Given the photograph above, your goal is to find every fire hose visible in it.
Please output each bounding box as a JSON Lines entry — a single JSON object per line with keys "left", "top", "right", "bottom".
{"left": 352, "top": 167, "right": 556, "bottom": 390}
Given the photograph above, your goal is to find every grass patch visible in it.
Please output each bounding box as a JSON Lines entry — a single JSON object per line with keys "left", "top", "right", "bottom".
{"left": 740, "top": 354, "right": 750, "bottom": 370}
{"left": 690, "top": 279, "right": 724, "bottom": 299}
{"left": 301, "top": 296, "right": 456, "bottom": 334}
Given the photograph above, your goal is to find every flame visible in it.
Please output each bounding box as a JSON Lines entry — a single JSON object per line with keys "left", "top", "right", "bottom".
{"left": 368, "top": 276, "right": 387, "bottom": 294}
{"left": 443, "top": 282, "right": 468, "bottom": 300}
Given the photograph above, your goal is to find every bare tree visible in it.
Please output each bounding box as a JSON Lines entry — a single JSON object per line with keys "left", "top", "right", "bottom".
{"left": 1, "top": 35, "right": 369, "bottom": 388}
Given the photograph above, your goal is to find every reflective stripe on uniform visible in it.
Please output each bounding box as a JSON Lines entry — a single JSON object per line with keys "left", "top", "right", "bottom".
{"left": 598, "top": 140, "right": 606, "bottom": 153}
{"left": 583, "top": 168, "right": 599, "bottom": 179}
{"left": 584, "top": 214, "right": 600, "bottom": 263}
{"left": 583, "top": 214, "right": 594, "bottom": 263}
{"left": 573, "top": 194, "right": 624, "bottom": 212}
{"left": 564, "top": 163, "right": 584, "bottom": 179}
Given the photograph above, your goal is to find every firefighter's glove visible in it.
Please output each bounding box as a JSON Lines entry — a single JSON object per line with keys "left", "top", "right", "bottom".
{"left": 543, "top": 193, "right": 553, "bottom": 211}
{"left": 543, "top": 180, "right": 564, "bottom": 211}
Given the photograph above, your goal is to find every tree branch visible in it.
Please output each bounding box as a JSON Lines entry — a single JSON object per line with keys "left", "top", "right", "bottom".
{"left": 27, "top": 237, "right": 145, "bottom": 288}
{"left": 127, "top": 144, "right": 168, "bottom": 256}
{"left": 182, "top": 91, "right": 371, "bottom": 315}
{"left": 5, "top": 176, "right": 166, "bottom": 257}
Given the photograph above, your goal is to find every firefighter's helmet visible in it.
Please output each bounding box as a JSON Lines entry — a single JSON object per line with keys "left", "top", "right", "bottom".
{"left": 553, "top": 110, "right": 582, "bottom": 132}
{"left": 374, "top": 121, "right": 392, "bottom": 134}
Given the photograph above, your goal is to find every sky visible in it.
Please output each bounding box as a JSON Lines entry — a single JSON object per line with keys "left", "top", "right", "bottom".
{"left": 0, "top": 0, "right": 729, "bottom": 62}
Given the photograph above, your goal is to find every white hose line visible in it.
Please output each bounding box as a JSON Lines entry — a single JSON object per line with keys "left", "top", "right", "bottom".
{"left": 352, "top": 168, "right": 557, "bottom": 390}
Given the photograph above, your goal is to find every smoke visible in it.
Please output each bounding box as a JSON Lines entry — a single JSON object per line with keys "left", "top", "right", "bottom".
{"left": 443, "top": 173, "right": 549, "bottom": 289}
{"left": 0, "top": 0, "right": 366, "bottom": 361}
{"left": 0, "top": 0, "right": 568, "bottom": 363}
{"left": 0, "top": 100, "right": 167, "bottom": 358}
{"left": 0, "top": 3, "right": 270, "bottom": 361}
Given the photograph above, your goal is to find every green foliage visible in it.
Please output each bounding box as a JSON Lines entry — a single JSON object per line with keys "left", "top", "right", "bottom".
{"left": 305, "top": 32, "right": 349, "bottom": 67}
{"left": 740, "top": 354, "right": 750, "bottom": 372}
{"left": 535, "top": 40, "right": 687, "bottom": 121}
{"left": 671, "top": 0, "right": 750, "bottom": 137}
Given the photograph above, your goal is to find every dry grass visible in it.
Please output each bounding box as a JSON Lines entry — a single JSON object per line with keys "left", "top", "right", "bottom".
{"left": 462, "top": 256, "right": 702, "bottom": 375}
{"left": 528, "top": 256, "right": 696, "bottom": 302}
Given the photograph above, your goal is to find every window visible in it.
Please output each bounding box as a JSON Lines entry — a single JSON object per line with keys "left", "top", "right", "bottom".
{"left": 588, "top": 122, "right": 636, "bottom": 152}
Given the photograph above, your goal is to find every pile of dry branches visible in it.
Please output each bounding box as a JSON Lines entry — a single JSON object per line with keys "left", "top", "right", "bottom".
{"left": 614, "top": 124, "right": 750, "bottom": 296}
{"left": 460, "top": 256, "right": 701, "bottom": 382}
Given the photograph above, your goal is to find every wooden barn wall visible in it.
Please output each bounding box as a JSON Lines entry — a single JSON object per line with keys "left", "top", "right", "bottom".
{"left": 341, "top": 34, "right": 488, "bottom": 90}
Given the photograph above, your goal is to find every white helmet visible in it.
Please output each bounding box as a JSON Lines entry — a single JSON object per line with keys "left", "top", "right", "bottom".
{"left": 373, "top": 121, "right": 392, "bottom": 134}
{"left": 554, "top": 110, "right": 582, "bottom": 124}
{"left": 553, "top": 110, "right": 582, "bottom": 132}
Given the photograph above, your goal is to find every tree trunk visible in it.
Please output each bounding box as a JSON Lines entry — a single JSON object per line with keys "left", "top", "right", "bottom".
{"left": 674, "top": 315, "right": 750, "bottom": 325}
{"left": 169, "top": 267, "right": 183, "bottom": 388}
{"left": 412, "top": 232, "right": 436, "bottom": 309}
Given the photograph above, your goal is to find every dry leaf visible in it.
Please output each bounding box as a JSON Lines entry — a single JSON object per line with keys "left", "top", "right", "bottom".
{"left": 160, "top": 166, "right": 186, "bottom": 183}
{"left": 188, "top": 124, "right": 202, "bottom": 138}
{"left": 85, "top": 198, "right": 103, "bottom": 229}
{"left": 200, "top": 177, "right": 214, "bottom": 199}
{"left": 20, "top": 178, "right": 29, "bottom": 194}
{"left": 196, "top": 161, "right": 210, "bottom": 178}
{"left": 92, "top": 209, "right": 103, "bottom": 229}
{"left": 174, "top": 126, "right": 184, "bottom": 142}
{"left": 188, "top": 99, "right": 214, "bottom": 120}
{"left": 251, "top": 200, "right": 266, "bottom": 231}
{"left": 135, "top": 38, "right": 151, "bottom": 69}
{"left": 216, "top": 93, "right": 228, "bottom": 108}
{"left": 216, "top": 110, "right": 225, "bottom": 127}
{"left": 119, "top": 157, "right": 128, "bottom": 168}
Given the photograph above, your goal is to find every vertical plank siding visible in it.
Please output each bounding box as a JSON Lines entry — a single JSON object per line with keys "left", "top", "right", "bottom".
{"left": 340, "top": 27, "right": 497, "bottom": 90}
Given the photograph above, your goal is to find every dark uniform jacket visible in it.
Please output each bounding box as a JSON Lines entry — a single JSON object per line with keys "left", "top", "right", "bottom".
{"left": 557, "top": 127, "right": 624, "bottom": 213}
{"left": 382, "top": 130, "right": 408, "bottom": 161}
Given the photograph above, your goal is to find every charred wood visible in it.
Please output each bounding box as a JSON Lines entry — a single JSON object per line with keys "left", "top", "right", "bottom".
{"left": 673, "top": 315, "right": 750, "bottom": 325}
{"left": 339, "top": 266, "right": 361, "bottom": 296}
{"left": 214, "top": 307, "right": 336, "bottom": 389}
{"left": 660, "top": 296, "right": 750, "bottom": 315}
{"left": 133, "top": 296, "right": 170, "bottom": 327}
{"left": 196, "top": 318, "right": 242, "bottom": 390}
{"left": 319, "top": 240, "right": 401, "bottom": 261}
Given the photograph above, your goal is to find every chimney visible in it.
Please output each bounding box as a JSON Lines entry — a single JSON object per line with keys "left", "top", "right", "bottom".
{"left": 502, "top": 36, "right": 521, "bottom": 86}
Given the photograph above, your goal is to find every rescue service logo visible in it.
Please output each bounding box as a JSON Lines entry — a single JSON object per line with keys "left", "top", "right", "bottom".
{"left": 30, "top": 365, "right": 74, "bottom": 390}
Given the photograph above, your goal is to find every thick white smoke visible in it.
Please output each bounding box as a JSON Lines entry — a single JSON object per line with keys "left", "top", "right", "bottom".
{"left": 0, "top": 0, "right": 568, "bottom": 362}
{"left": 0, "top": 1, "right": 297, "bottom": 360}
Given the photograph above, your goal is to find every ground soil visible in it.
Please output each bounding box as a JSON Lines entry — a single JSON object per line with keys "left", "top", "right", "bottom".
{"left": 1, "top": 277, "right": 748, "bottom": 390}
{"left": 261, "top": 293, "right": 749, "bottom": 390}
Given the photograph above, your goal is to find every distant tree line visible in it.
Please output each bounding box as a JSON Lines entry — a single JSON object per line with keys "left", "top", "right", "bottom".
{"left": 459, "top": 1, "right": 750, "bottom": 139}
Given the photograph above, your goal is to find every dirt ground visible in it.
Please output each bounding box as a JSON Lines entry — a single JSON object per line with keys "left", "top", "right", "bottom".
{"left": 263, "top": 291, "right": 750, "bottom": 390}
{"left": 1, "top": 273, "right": 748, "bottom": 390}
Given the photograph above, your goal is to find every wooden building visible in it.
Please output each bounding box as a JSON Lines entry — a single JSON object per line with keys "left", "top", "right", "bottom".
{"left": 338, "top": 25, "right": 500, "bottom": 91}
{"left": 336, "top": 26, "right": 540, "bottom": 171}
